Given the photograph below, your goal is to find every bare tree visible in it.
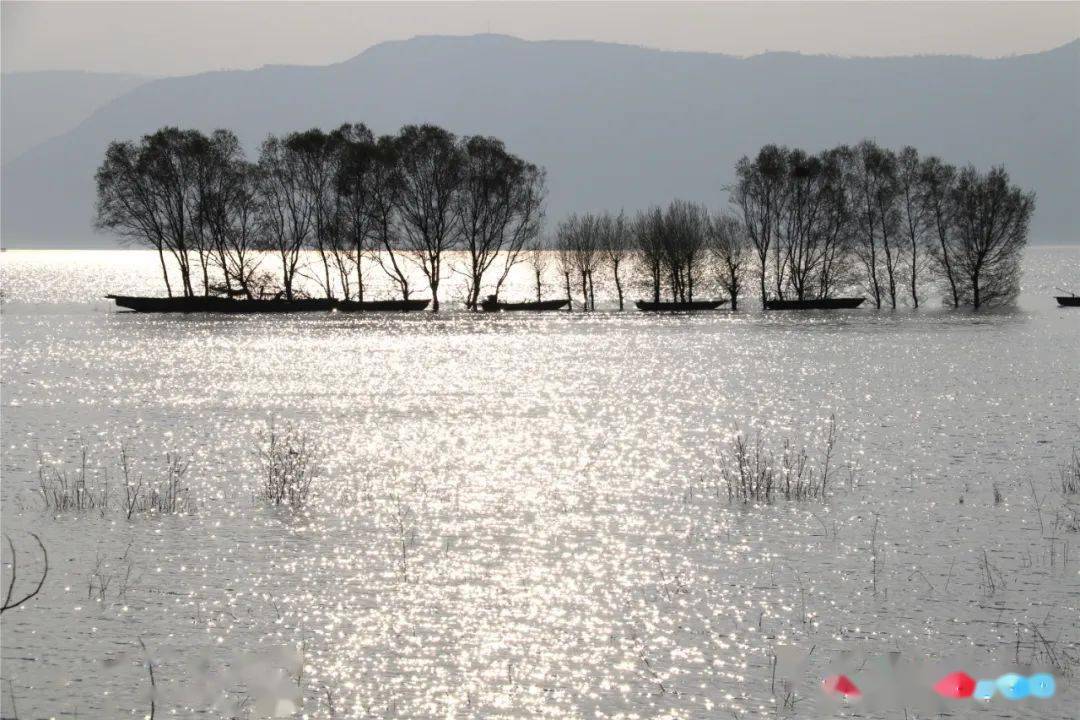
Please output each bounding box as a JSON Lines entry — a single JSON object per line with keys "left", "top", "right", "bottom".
{"left": 394, "top": 124, "right": 464, "bottom": 312}
{"left": 634, "top": 207, "right": 665, "bottom": 304}
{"left": 148, "top": 129, "right": 202, "bottom": 297}
{"left": 286, "top": 128, "right": 346, "bottom": 299}
{"left": 557, "top": 213, "right": 601, "bottom": 310}
{"left": 730, "top": 145, "right": 787, "bottom": 308}
{"left": 848, "top": 140, "right": 901, "bottom": 309}
{"left": 814, "top": 147, "right": 855, "bottom": 299}
{"left": 188, "top": 129, "right": 261, "bottom": 298}
{"left": 455, "top": 136, "right": 546, "bottom": 308}
{"left": 256, "top": 134, "right": 314, "bottom": 300}
{"left": 524, "top": 236, "right": 551, "bottom": 302}
{"left": 919, "top": 156, "right": 962, "bottom": 307}
{"left": 599, "top": 211, "right": 632, "bottom": 310}
{"left": 367, "top": 135, "right": 412, "bottom": 302}
{"left": 333, "top": 123, "right": 379, "bottom": 302}
{"left": 95, "top": 139, "right": 175, "bottom": 295}
{"left": 218, "top": 162, "right": 265, "bottom": 299}
{"left": 490, "top": 163, "right": 546, "bottom": 301}
{"left": 776, "top": 150, "right": 834, "bottom": 301}
{"left": 896, "top": 147, "right": 930, "bottom": 307}
{"left": 555, "top": 229, "right": 577, "bottom": 310}
{"left": 95, "top": 128, "right": 203, "bottom": 297}
{"left": 949, "top": 166, "right": 1034, "bottom": 308}
{"left": 661, "top": 200, "right": 709, "bottom": 302}
{"left": 709, "top": 212, "right": 750, "bottom": 310}
{"left": 184, "top": 132, "right": 219, "bottom": 297}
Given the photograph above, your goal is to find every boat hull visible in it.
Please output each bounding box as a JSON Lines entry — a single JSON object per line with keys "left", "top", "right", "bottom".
{"left": 336, "top": 299, "right": 431, "bottom": 312}
{"left": 480, "top": 299, "right": 569, "bottom": 312}
{"left": 1056, "top": 296, "right": 1080, "bottom": 307}
{"left": 635, "top": 300, "right": 727, "bottom": 312}
{"left": 765, "top": 297, "right": 866, "bottom": 310}
{"left": 106, "top": 295, "right": 335, "bottom": 313}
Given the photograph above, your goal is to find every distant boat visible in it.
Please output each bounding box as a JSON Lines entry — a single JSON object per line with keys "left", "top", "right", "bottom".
{"left": 479, "top": 296, "right": 569, "bottom": 312}
{"left": 635, "top": 299, "right": 727, "bottom": 311}
{"left": 106, "top": 295, "right": 334, "bottom": 313}
{"left": 336, "top": 298, "right": 430, "bottom": 312}
{"left": 765, "top": 297, "right": 866, "bottom": 310}
{"left": 1056, "top": 296, "right": 1080, "bottom": 307}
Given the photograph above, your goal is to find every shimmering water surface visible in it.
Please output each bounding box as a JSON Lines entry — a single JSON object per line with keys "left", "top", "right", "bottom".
{"left": 2, "top": 248, "right": 1078, "bottom": 719}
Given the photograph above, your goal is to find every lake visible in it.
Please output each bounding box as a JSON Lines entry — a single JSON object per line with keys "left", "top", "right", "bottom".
{"left": 1, "top": 247, "right": 1078, "bottom": 719}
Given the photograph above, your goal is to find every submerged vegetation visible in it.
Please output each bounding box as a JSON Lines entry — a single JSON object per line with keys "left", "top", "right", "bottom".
{"left": 718, "top": 416, "right": 839, "bottom": 503}
{"left": 258, "top": 426, "right": 321, "bottom": 509}
{"left": 1061, "top": 447, "right": 1080, "bottom": 496}
{"left": 36, "top": 447, "right": 194, "bottom": 518}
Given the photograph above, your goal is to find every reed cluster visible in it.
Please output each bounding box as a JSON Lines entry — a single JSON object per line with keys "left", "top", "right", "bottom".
{"left": 1061, "top": 447, "right": 1080, "bottom": 496}
{"left": 36, "top": 447, "right": 194, "bottom": 517}
{"left": 259, "top": 427, "right": 319, "bottom": 508}
{"left": 720, "top": 417, "right": 837, "bottom": 503}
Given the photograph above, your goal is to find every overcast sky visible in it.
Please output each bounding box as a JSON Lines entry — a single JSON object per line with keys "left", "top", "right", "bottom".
{"left": 3, "top": 1, "right": 1078, "bottom": 76}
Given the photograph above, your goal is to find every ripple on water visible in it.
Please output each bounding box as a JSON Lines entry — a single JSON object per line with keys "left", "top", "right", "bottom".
{"left": 1, "top": 247, "right": 1078, "bottom": 718}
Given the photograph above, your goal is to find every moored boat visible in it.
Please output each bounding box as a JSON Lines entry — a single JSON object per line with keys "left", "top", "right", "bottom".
{"left": 479, "top": 296, "right": 569, "bottom": 312}
{"left": 765, "top": 297, "right": 865, "bottom": 310}
{"left": 336, "top": 298, "right": 431, "bottom": 312}
{"left": 1056, "top": 296, "right": 1080, "bottom": 307}
{"left": 635, "top": 299, "right": 727, "bottom": 312}
{"left": 106, "top": 295, "right": 335, "bottom": 313}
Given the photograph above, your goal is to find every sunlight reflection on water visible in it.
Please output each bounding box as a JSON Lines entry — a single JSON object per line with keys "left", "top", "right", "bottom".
{"left": 0, "top": 247, "right": 1078, "bottom": 718}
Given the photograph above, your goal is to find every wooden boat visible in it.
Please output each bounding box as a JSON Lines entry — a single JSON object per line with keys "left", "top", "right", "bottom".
{"left": 106, "top": 295, "right": 335, "bottom": 313}
{"left": 765, "top": 297, "right": 866, "bottom": 310}
{"left": 336, "top": 298, "right": 431, "bottom": 312}
{"left": 635, "top": 299, "right": 727, "bottom": 312}
{"left": 479, "top": 296, "right": 569, "bottom": 312}
{"left": 1056, "top": 296, "right": 1080, "bottom": 307}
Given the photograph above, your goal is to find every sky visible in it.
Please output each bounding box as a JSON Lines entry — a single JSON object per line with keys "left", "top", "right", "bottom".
{"left": 3, "top": 0, "right": 1079, "bottom": 77}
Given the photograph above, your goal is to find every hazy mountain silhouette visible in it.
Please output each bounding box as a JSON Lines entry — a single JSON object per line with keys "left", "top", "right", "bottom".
{"left": 1, "top": 71, "right": 151, "bottom": 164}
{"left": 2, "top": 35, "right": 1077, "bottom": 247}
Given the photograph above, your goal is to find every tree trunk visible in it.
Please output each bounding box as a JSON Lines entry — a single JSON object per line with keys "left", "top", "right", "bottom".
{"left": 320, "top": 247, "right": 333, "bottom": 300}
{"left": 181, "top": 256, "right": 194, "bottom": 298}
{"left": 564, "top": 271, "right": 573, "bottom": 311}
{"left": 909, "top": 240, "right": 919, "bottom": 309}
{"left": 157, "top": 246, "right": 172, "bottom": 298}
{"left": 613, "top": 262, "right": 624, "bottom": 311}
{"left": 356, "top": 245, "right": 365, "bottom": 303}
{"left": 936, "top": 221, "right": 960, "bottom": 308}
{"left": 200, "top": 253, "right": 210, "bottom": 297}
{"left": 759, "top": 264, "right": 768, "bottom": 310}
{"left": 468, "top": 275, "right": 482, "bottom": 311}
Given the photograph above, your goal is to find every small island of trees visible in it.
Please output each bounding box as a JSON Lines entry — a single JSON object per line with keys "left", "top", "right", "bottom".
{"left": 549, "top": 141, "right": 1035, "bottom": 312}
{"left": 96, "top": 126, "right": 1034, "bottom": 312}
{"left": 95, "top": 124, "right": 544, "bottom": 312}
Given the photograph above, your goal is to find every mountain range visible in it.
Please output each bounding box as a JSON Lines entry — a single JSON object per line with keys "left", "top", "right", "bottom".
{"left": 1, "top": 70, "right": 150, "bottom": 164}
{"left": 2, "top": 34, "right": 1077, "bottom": 248}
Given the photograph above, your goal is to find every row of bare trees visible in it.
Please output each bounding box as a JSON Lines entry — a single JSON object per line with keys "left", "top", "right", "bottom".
{"left": 543, "top": 203, "right": 752, "bottom": 310}
{"left": 95, "top": 124, "right": 546, "bottom": 310}
{"left": 730, "top": 141, "right": 1035, "bottom": 309}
